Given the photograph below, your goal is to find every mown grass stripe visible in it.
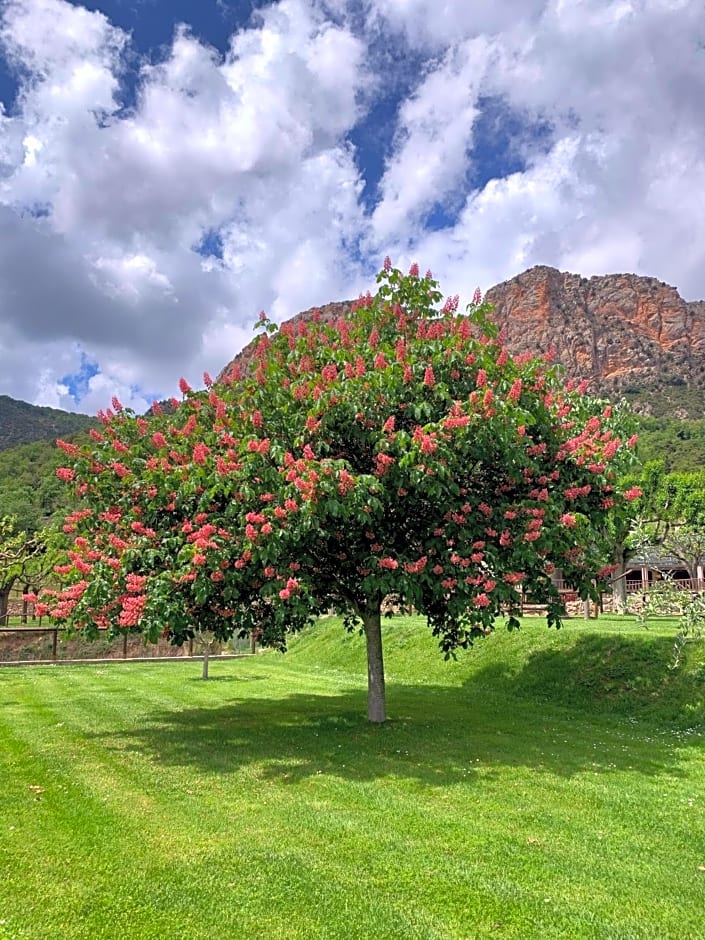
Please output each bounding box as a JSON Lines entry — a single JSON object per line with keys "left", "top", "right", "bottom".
{"left": 1, "top": 615, "right": 704, "bottom": 939}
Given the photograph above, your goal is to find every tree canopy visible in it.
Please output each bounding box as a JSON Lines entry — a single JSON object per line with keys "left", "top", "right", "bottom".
{"left": 628, "top": 463, "right": 705, "bottom": 580}
{"left": 0, "top": 516, "right": 47, "bottom": 623}
{"left": 35, "top": 262, "right": 640, "bottom": 721}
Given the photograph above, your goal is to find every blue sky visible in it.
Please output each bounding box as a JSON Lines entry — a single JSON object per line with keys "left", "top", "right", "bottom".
{"left": 0, "top": 0, "right": 703, "bottom": 413}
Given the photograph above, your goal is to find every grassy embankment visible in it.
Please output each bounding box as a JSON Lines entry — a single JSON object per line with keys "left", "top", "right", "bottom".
{"left": 1, "top": 614, "right": 704, "bottom": 939}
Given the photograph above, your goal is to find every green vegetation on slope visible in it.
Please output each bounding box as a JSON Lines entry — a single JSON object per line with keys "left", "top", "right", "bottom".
{"left": 1, "top": 615, "right": 704, "bottom": 940}
{"left": 0, "top": 438, "right": 77, "bottom": 532}
{"left": 635, "top": 414, "right": 705, "bottom": 471}
{"left": 0, "top": 395, "right": 95, "bottom": 452}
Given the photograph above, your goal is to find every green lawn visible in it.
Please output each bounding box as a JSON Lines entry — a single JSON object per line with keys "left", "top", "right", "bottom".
{"left": 1, "top": 615, "right": 704, "bottom": 939}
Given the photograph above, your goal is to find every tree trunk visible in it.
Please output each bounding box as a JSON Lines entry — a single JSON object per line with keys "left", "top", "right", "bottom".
{"left": 0, "top": 586, "right": 10, "bottom": 626}
{"left": 361, "top": 599, "right": 386, "bottom": 723}
{"left": 612, "top": 545, "right": 628, "bottom": 614}
{"left": 202, "top": 645, "right": 210, "bottom": 680}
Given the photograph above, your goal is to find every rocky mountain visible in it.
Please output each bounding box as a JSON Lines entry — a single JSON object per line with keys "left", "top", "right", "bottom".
{"left": 484, "top": 266, "right": 705, "bottom": 417}
{"left": 219, "top": 267, "right": 705, "bottom": 419}
{"left": 0, "top": 395, "right": 96, "bottom": 452}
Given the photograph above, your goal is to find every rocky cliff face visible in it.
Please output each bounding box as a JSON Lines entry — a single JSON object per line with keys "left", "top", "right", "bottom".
{"left": 484, "top": 266, "right": 705, "bottom": 414}
{"left": 218, "top": 267, "right": 705, "bottom": 417}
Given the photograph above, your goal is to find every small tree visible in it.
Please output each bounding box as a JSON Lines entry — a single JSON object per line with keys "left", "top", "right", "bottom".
{"left": 628, "top": 466, "right": 705, "bottom": 585}
{"left": 36, "top": 262, "right": 639, "bottom": 721}
{"left": 0, "top": 517, "right": 44, "bottom": 624}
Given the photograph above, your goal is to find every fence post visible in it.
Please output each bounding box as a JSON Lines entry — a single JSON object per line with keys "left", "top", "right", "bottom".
{"left": 52, "top": 629, "right": 58, "bottom": 661}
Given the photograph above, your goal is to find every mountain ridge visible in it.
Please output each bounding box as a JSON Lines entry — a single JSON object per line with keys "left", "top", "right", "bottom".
{"left": 217, "top": 265, "right": 705, "bottom": 419}
{"left": 0, "top": 395, "right": 96, "bottom": 452}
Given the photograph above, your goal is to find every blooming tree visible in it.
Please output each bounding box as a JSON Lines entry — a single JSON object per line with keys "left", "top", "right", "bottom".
{"left": 34, "top": 262, "right": 640, "bottom": 721}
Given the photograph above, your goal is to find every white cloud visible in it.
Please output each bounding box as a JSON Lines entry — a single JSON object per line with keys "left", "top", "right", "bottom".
{"left": 0, "top": 0, "right": 704, "bottom": 412}
{"left": 370, "top": 37, "right": 491, "bottom": 241}
{"left": 0, "top": 0, "right": 370, "bottom": 410}
{"left": 366, "top": 0, "right": 705, "bottom": 303}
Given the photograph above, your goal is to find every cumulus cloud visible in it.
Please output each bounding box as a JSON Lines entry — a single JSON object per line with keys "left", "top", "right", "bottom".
{"left": 0, "top": 0, "right": 369, "bottom": 410}
{"left": 367, "top": 0, "right": 705, "bottom": 301}
{"left": 0, "top": 0, "right": 703, "bottom": 412}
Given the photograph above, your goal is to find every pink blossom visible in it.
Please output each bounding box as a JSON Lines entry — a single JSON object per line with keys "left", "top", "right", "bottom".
{"left": 383, "top": 256, "right": 392, "bottom": 272}
{"left": 603, "top": 439, "right": 619, "bottom": 459}
{"left": 423, "top": 366, "right": 435, "bottom": 387}
{"left": 560, "top": 513, "right": 577, "bottom": 528}
{"left": 375, "top": 453, "right": 395, "bottom": 475}
{"left": 126, "top": 573, "right": 147, "bottom": 593}
{"left": 409, "top": 262, "right": 419, "bottom": 277}
{"left": 476, "top": 369, "right": 487, "bottom": 388}
{"left": 118, "top": 594, "right": 146, "bottom": 627}
{"left": 56, "top": 467, "right": 75, "bottom": 482}
{"left": 503, "top": 572, "right": 524, "bottom": 584}
{"left": 378, "top": 557, "right": 398, "bottom": 570}
{"left": 193, "top": 442, "right": 210, "bottom": 465}
{"left": 279, "top": 588, "right": 291, "bottom": 600}
{"left": 474, "top": 593, "right": 490, "bottom": 608}
{"left": 178, "top": 377, "right": 191, "bottom": 395}
{"left": 373, "top": 352, "right": 388, "bottom": 370}
{"left": 623, "top": 486, "right": 642, "bottom": 502}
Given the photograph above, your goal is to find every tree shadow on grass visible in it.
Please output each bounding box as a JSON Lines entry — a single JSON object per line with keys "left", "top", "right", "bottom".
{"left": 96, "top": 632, "right": 703, "bottom": 789}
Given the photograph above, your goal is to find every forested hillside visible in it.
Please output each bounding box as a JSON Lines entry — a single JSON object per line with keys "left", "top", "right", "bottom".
{"left": 0, "top": 438, "right": 76, "bottom": 532}
{"left": 0, "top": 395, "right": 95, "bottom": 451}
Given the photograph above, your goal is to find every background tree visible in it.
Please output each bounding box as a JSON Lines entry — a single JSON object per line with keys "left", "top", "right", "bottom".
{"left": 631, "top": 467, "right": 705, "bottom": 583}
{"left": 0, "top": 517, "right": 45, "bottom": 624}
{"left": 37, "top": 262, "right": 639, "bottom": 722}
